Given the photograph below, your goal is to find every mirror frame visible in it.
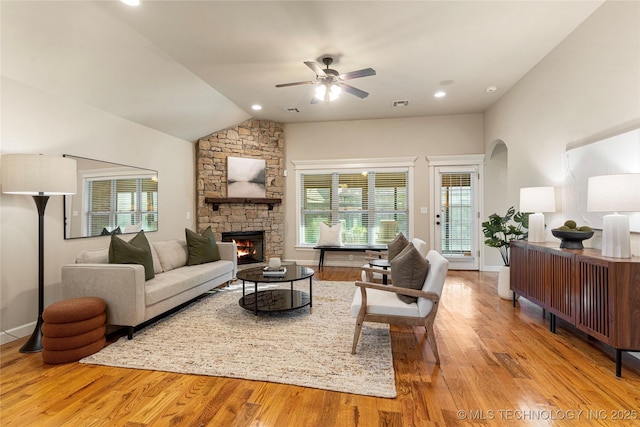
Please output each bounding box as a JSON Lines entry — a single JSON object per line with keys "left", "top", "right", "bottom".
{"left": 63, "top": 155, "right": 158, "bottom": 239}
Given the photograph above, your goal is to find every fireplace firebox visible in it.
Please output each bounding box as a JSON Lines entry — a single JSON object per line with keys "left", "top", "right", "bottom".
{"left": 222, "top": 231, "right": 264, "bottom": 265}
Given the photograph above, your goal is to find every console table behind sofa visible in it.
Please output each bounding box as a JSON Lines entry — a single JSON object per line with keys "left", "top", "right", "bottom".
{"left": 314, "top": 245, "right": 387, "bottom": 269}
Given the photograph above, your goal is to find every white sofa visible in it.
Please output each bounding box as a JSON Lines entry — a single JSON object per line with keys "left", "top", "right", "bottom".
{"left": 61, "top": 239, "right": 237, "bottom": 339}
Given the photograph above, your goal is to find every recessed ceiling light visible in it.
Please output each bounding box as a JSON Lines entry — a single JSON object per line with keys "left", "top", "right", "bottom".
{"left": 434, "top": 91, "right": 446, "bottom": 98}
{"left": 251, "top": 104, "right": 262, "bottom": 111}
{"left": 486, "top": 86, "right": 498, "bottom": 93}
{"left": 121, "top": 0, "right": 140, "bottom": 6}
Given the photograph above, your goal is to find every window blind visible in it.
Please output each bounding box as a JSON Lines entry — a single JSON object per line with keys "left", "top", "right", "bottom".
{"left": 87, "top": 176, "right": 158, "bottom": 235}
{"left": 440, "top": 172, "right": 473, "bottom": 255}
{"left": 300, "top": 170, "right": 409, "bottom": 245}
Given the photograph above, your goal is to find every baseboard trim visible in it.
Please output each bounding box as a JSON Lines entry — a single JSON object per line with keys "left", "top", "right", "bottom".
{"left": 1, "top": 321, "right": 33, "bottom": 345}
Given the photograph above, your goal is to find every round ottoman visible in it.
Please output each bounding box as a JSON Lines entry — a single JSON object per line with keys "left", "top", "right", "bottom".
{"left": 41, "top": 297, "right": 107, "bottom": 364}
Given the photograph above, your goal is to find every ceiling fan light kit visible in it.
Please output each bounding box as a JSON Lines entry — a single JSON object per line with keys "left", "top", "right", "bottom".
{"left": 276, "top": 56, "right": 376, "bottom": 103}
{"left": 315, "top": 84, "right": 342, "bottom": 102}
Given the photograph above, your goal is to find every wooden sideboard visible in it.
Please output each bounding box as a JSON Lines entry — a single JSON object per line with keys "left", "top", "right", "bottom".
{"left": 510, "top": 240, "right": 640, "bottom": 377}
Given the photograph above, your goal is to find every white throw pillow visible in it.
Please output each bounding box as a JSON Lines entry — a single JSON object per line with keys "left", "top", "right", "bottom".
{"left": 76, "top": 248, "right": 109, "bottom": 264}
{"left": 153, "top": 240, "right": 188, "bottom": 272}
{"left": 123, "top": 222, "right": 143, "bottom": 233}
{"left": 316, "top": 222, "right": 343, "bottom": 246}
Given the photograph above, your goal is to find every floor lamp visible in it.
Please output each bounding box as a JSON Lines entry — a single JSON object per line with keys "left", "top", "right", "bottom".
{"left": 520, "top": 186, "right": 556, "bottom": 243}
{"left": 1, "top": 154, "right": 77, "bottom": 353}
{"left": 587, "top": 173, "right": 640, "bottom": 258}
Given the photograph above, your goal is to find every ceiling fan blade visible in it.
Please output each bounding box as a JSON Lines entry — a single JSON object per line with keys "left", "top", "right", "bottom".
{"left": 305, "top": 61, "right": 327, "bottom": 77}
{"left": 339, "top": 83, "right": 369, "bottom": 99}
{"left": 339, "top": 68, "right": 376, "bottom": 80}
{"left": 275, "top": 80, "right": 316, "bottom": 88}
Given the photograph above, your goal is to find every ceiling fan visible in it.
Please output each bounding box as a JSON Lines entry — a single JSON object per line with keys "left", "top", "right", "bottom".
{"left": 276, "top": 57, "right": 376, "bottom": 103}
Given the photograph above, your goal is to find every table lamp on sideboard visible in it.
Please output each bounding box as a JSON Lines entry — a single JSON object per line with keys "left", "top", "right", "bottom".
{"left": 1, "top": 154, "right": 77, "bottom": 353}
{"left": 520, "top": 186, "right": 556, "bottom": 243}
{"left": 587, "top": 173, "right": 640, "bottom": 259}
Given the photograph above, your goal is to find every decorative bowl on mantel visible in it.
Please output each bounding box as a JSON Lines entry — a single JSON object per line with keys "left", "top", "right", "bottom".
{"left": 551, "top": 229, "right": 594, "bottom": 250}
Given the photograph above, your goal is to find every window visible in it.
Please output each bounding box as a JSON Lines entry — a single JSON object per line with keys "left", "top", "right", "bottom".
{"left": 86, "top": 176, "right": 158, "bottom": 235}
{"left": 440, "top": 172, "right": 473, "bottom": 255}
{"left": 294, "top": 158, "right": 415, "bottom": 246}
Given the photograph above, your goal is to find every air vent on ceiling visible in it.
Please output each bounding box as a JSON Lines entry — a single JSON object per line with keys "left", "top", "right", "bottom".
{"left": 282, "top": 107, "right": 300, "bottom": 113}
{"left": 392, "top": 100, "right": 410, "bottom": 108}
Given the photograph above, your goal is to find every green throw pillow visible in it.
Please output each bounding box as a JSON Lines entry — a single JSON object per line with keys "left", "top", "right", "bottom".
{"left": 100, "top": 226, "right": 121, "bottom": 236}
{"left": 108, "top": 230, "right": 155, "bottom": 281}
{"left": 387, "top": 232, "right": 409, "bottom": 260}
{"left": 186, "top": 226, "right": 221, "bottom": 265}
{"left": 390, "top": 243, "right": 430, "bottom": 304}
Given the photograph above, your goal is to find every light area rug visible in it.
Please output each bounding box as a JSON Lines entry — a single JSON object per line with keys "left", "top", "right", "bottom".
{"left": 80, "top": 280, "right": 396, "bottom": 398}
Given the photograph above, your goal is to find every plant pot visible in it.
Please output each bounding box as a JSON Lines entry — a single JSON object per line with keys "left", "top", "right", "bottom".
{"left": 498, "top": 266, "right": 513, "bottom": 300}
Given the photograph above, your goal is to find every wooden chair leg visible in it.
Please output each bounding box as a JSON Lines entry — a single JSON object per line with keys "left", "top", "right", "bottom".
{"left": 425, "top": 321, "right": 440, "bottom": 365}
{"left": 352, "top": 319, "right": 363, "bottom": 354}
{"left": 352, "top": 287, "right": 368, "bottom": 354}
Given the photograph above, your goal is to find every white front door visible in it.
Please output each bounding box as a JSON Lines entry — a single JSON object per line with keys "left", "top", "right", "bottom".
{"left": 433, "top": 166, "right": 479, "bottom": 270}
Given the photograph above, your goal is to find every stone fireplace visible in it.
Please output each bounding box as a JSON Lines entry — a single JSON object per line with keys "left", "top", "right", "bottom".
{"left": 222, "top": 230, "right": 264, "bottom": 265}
{"left": 196, "top": 119, "right": 285, "bottom": 260}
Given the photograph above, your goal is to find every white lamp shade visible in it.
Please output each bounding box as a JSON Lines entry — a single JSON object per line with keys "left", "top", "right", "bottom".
{"left": 520, "top": 187, "right": 556, "bottom": 213}
{"left": 2, "top": 154, "right": 77, "bottom": 195}
{"left": 587, "top": 173, "right": 640, "bottom": 212}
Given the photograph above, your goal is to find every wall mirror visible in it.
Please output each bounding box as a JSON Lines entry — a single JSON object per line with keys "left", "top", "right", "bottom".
{"left": 64, "top": 155, "right": 158, "bottom": 239}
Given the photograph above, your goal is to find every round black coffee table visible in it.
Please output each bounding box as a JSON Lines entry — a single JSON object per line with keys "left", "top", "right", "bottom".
{"left": 236, "top": 264, "right": 314, "bottom": 316}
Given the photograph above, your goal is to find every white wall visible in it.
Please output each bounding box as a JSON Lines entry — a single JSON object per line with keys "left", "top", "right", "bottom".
{"left": 483, "top": 0, "right": 640, "bottom": 267}
{"left": 0, "top": 78, "right": 197, "bottom": 343}
{"left": 283, "top": 114, "right": 484, "bottom": 266}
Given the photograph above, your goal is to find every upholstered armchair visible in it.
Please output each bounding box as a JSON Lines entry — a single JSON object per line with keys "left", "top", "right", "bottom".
{"left": 351, "top": 249, "right": 449, "bottom": 364}
{"left": 360, "top": 237, "right": 428, "bottom": 283}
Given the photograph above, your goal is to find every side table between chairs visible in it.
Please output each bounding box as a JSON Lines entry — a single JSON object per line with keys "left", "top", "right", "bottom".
{"left": 368, "top": 258, "right": 391, "bottom": 285}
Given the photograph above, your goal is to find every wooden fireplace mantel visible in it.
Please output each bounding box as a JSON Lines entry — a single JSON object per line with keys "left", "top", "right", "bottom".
{"left": 204, "top": 197, "right": 282, "bottom": 211}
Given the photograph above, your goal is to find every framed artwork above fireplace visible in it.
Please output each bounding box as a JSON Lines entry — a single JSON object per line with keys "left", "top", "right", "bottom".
{"left": 227, "top": 156, "right": 266, "bottom": 198}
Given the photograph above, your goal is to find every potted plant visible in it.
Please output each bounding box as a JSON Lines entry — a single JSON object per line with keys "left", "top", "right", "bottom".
{"left": 482, "top": 206, "right": 529, "bottom": 299}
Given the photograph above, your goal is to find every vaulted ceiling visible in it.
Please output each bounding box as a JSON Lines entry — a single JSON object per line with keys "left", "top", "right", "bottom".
{"left": 1, "top": 1, "right": 604, "bottom": 142}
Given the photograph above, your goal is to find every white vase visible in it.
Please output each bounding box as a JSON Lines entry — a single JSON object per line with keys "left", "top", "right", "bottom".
{"left": 497, "top": 266, "right": 513, "bottom": 300}
{"left": 268, "top": 257, "right": 281, "bottom": 269}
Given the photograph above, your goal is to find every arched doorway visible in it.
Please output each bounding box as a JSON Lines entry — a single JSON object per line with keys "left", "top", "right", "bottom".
{"left": 483, "top": 140, "right": 509, "bottom": 270}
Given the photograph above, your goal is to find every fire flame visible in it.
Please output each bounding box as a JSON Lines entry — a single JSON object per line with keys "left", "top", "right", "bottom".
{"left": 232, "top": 239, "right": 257, "bottom": 258}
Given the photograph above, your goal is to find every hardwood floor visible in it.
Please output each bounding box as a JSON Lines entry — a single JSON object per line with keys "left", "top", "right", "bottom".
{"left": 2, "top": 268, "right": 639, "bottom": 426}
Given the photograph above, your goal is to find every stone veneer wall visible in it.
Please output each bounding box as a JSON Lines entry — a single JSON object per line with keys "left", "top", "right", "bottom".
{"left": 196, "top": 119, "right": 285, "bottom": 259}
